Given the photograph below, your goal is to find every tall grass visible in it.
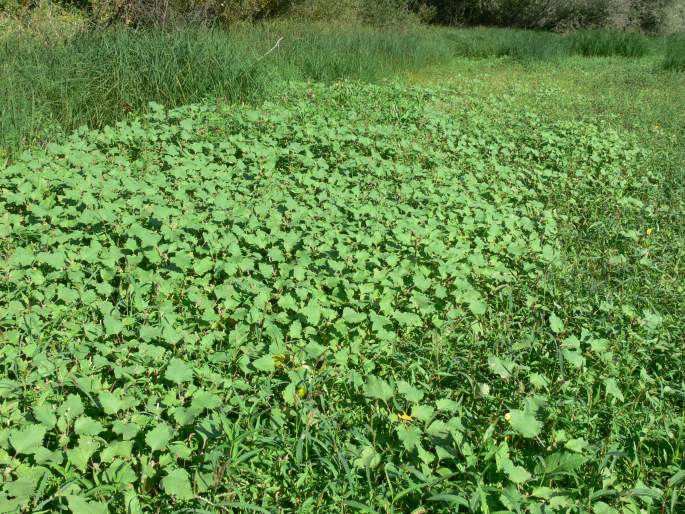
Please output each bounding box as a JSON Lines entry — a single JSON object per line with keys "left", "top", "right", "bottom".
{"left": 0, "top": 20, "right": 672, "bottom": 154}
{"left": 0, "top": 21, "right": 452, "bottom": 152}
{"left": 436, "top": 26, "right": 657, "bottom": 61}
{"left": 442, "top": 27, "right": 567, "bottom": 61}
{"left": 569, "top": 29, "right": 649, "bottom": 57}
{"left": 662, "top": 33, "right": 685, "bottom": 71}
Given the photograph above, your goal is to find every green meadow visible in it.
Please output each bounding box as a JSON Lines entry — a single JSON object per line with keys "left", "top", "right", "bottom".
{"left": 1, "top": 12, "right": 684, "bottom": 514}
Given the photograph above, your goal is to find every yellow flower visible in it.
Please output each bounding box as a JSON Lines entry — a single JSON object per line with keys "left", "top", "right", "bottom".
{"left": 397, "top": 412, "right": 413, "bottom": 423}
{"left": 505, "top": 412, "right": 512, "bottom": 422}
{"left": 273, "top": 354, "right": 287, "bottom": 367}
{"left": 646, "top": 228, "right": 653, "bottom": 236}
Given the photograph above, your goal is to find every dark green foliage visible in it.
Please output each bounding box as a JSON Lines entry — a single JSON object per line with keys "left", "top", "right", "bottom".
{"left": 417, "top": 0, "right": 682, "bottom": 32}
{"left": 569, "top": 29, "right": 649, "bottom": 56}
{"left": 663, "top": 33, "right": 685, "bottom": 71}
{"left": 3, "top": 0, "right": 682, "bottom": 31}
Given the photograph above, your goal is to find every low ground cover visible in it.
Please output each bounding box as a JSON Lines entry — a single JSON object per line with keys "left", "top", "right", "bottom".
{"left": 1, "top": 75, "right": 683, "bottom": 512}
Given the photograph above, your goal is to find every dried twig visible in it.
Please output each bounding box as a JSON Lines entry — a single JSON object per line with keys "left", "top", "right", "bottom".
{"left": 257, "top": 37, "right": 284, "bottom": 61}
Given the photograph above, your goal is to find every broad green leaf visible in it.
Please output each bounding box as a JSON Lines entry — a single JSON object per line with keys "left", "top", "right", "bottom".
{"left": 604, "top": 378, "right": 624, "bottom": 402}
{"left": 436, "top": 399, "right": 460, "bottom": 413}
{"left": 165, "top": 357, "right": 193, "bottom": 384}
{"left": 67, "top": 496, "right": 108, "bottom": 514}
{"left": 411, "top": 404, "right": 435, "bottom": 423}
{"left": 364, "top": 375, "right": 393, "bottom": 402}
{"left": 396, "top": 424, "right": 422, "bottom": 451}
{"left": 488, "top": 355, "right": 515, "bottom": 380}
{"left": 354, "top": 446, "right": 380, "bottom": 469}
{"left": 145, "top": 423, "right": 173, "bottom": 452}
{"left": 9, "top": 425, "right": 46, "bottom": 455}
{"left": 397, "top": 381, "right": 424, "bottom": 403}
{"left": 58, "top": 394, "right": 84, "bottom": 421}
{"left": 413, "top": 273, "right": 431, "bottom": 292}
{"left": 509, "top": 410, "right": 542, "bottom": 438}
{"left": 549, "top": 313, "right": 565, "bottom": 334}
{"left": 124, "top": 489, "right": 143, "bottom": 514}
{"left": 301, "top": 301, "right": 322, "bottom": 326}
{"left": 562, "top": 349, "right": 585, "bottom": 368}
{"left": 103, "top": 314, "right": 124, "bottom": 335}
{"left": 74, "top": 416, "right": 104, "bottom": 436}
{"left": 252, "top": 354, "right": 275, "bottom": 373}
{"left": 34, "top": 447, "right": 64, "bottom": 466}
{"left": 4, "top": 478, "right": 36, "bottom": 502}
{"left": 190, "top": 390, "right": 222, "bottom": 412}
{"left": 193, "top": 257, "right": 214, "bottom": 276}
{"left": 565, "top": 437, "right": 589, "bottom": 453}
{"left": 304, "top": 342, "right": 326, "bottom": 359}
{"left": 342, "top": 307, "right": 366, "bottom": 324}
{"left": 66, "top": 437, "right": 100, "bottom": 472}
{"left": 468, "top": 299, "right": 487, "bottom": 316}
{"left": 161, "top": 468, "right": 194, "bottom": 500}
{"left": 99, "top": 390, "right": 126, "bottom": 415}
{"left": 593, "top": 502, "right": 619, "bottom": 514}
{"left": 112, "top": 421, "right": 140, "bottom": 441}
{"left": 100, "top": 440, "right": 134, "bottom": 462}
{"left": 503, "top": 460, "right": 532, "bottom": 484}
{"left": 33, "top": 404, "right": 57, "bottom": 429}
{"left": 102, "top": 459, "right": 137, "bottom": 484}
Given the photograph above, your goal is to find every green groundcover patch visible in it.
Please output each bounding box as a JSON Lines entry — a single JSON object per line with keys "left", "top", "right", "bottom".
{"left": 0, "top": 82, "right": 682, "bottom": 513}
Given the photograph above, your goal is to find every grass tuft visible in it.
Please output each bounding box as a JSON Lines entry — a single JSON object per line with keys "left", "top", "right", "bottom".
{"left": 569, "top": 29, "right": 649, "bottom": 57}
{"left": 662, "top": 33, "right": 685, "bottom": 71}
{"left": 442, "top": 27, "right": 566, "bottom": 60}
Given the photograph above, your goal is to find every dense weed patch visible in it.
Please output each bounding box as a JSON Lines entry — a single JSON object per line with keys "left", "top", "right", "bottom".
{"left": 1, "top": 81, "right": 682, "bottom": 513}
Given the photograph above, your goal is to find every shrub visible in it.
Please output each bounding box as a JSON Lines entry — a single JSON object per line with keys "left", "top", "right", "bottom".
{"left": 87, "top": 0, "right": 287, "bottom": 26}
{"left": 415, "top": 0, "right": 680, "bottom": 32}
{"left": 285, "top": 0, "right": 361, "bottom": 24}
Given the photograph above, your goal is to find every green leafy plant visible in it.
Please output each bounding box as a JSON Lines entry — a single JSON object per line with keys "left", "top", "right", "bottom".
{"left": 1, "top": 77, "right": 682, "bottom": 513}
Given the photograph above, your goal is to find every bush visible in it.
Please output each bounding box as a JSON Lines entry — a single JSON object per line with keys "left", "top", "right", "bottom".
{"left": 87, "top": 0, "right": 287, "bottom": 26}
{"left": 415, "top": 0, "right": 681, "bottom": 32}
{"left": 285, "top": 0, "right": 361, "bottom": 24}
{"left": 570, "top": 28, "right": 649, "bottom": 57}
{"left": 0, "top": 2, "right": 86, "bottom": 43}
